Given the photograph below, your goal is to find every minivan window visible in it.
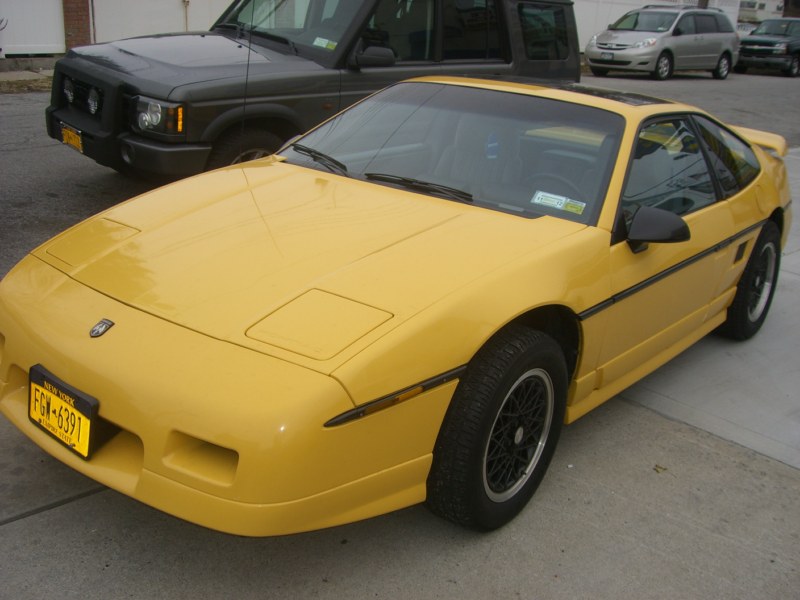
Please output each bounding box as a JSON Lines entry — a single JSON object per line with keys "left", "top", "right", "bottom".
{"left": 695, "top": 14, "right": 718, "bottom": 34}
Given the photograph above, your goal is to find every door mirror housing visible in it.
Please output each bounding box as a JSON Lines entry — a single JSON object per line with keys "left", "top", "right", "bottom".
{"left": 349, "top": 45, "right": 396, "bottom": 69}
{"left": 627, "top": 205, "right": 691, "bottom": 253}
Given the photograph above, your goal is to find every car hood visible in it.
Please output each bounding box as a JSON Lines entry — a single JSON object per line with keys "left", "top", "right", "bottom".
{"left": 64, "top": 32, "right": 320, "bottom": 94}
{"left": 34, "top": 160, "right": 584, "bottom": 370}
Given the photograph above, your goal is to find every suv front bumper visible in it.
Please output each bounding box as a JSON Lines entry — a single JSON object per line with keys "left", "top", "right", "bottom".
{"left": 47, "top": 106, "right": 212, "bottom": 176}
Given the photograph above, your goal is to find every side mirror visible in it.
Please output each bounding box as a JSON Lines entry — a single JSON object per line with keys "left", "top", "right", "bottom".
{"left": 349, "top": 45, "right": 395, "bottom": 69}
{"left": 673, "top": 27, "right": 683, "bottom": 36}
{"left": 627, "top": 205, "right": 690, "bottom": 254}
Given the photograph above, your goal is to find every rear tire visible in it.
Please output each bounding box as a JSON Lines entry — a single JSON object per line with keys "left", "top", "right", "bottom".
{"left": 426, "top": 326, "right": 567, "bottom": 531}
{"left": 718, "top": 221, "right": 781, "bottom": 340}
{"left": 206, "top": 128, "right": 283, "bottom": 170}
{"left": 712, "top": 53, "right": 731, "bottom": 79}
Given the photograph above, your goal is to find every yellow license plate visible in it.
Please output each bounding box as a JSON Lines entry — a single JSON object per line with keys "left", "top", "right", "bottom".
{"left": 61, "top": 123, "right": 84, "bottom": 153}
{"left": 29, "top": 365, "right": 98, "bottom": 459}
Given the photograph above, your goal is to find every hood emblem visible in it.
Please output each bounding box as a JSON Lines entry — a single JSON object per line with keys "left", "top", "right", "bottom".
{"left": 90, "top": 319, "right": 115, "bottom": 338}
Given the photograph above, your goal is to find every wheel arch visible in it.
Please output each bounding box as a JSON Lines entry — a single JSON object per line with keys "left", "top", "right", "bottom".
{"left": 504, "top": 304, "right": 581, "bottom": 383}
{"left": 201, "top": 105, "right": 305, "bottom": 145}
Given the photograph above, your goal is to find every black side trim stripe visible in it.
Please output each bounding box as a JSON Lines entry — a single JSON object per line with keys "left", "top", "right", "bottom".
{"left": 325, "top": 365, "right": 468, "bottom": 427}
{"left": 579, "top": 220, "right": 767, "bottom": 321}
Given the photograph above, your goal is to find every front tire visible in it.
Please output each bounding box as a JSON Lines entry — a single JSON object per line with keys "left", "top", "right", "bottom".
{"left": 783, "top": 54, "right": 800, "bottom": 77}
{"left": 712, "top": 53, "right": 731, "bottom": 79}
{"left": 652, "top": 52, "right": 673, "bottom": 80}
{"left": 719, "top": 220, "right": 781, "bottom": 340}
{"left": 426, "top": 326, "right": 567, "bottom": 531}
{"left": 206, "top": 128, "right": 283, "bottom": 170}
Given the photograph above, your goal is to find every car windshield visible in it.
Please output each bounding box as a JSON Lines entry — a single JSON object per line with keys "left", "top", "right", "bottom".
{"left": 751, "top": 20, "right": 794, "bottom": 36}
{"left": 611, "top": 11, "right": 677, "bottom": 32}
{"left": 280, "top": 82, "right": 625, "bottom": 225}
{"left": 215, "top": 0, "right": 361, "bottom": 53}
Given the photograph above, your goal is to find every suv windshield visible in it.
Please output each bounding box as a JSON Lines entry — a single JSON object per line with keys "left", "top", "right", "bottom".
{"left": 611, "top": 11, "right": 677, "bottom": 33}
{"left": 751, "top": 20, "right": 795, "bottom": 36}
{"left": 217, "top": 0, "right": 361, "bottom": 53}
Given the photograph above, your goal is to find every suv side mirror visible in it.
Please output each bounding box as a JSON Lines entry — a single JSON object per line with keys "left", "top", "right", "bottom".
{"left": 627, "top": 205, "right": 690, "bottom": 253}
{"left": 348, "top": 45, "right": 396, "bottom": 69}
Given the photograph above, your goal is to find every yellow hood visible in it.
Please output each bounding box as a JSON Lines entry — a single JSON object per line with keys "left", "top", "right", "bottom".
{"left": 35, "top": 160, "right": 583, "bottom": 370}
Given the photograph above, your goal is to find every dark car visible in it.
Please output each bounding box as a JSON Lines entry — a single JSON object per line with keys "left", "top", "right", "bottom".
{"left": 46, "top": 0, "right": 581, "bottom": 179}
{"left": 735, "top": 18, "right": 800, "bottom": 77}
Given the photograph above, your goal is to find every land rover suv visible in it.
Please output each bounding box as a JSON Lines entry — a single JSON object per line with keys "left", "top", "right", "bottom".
{"left": 585, "top": 4, "right": 739, "bottom": 80}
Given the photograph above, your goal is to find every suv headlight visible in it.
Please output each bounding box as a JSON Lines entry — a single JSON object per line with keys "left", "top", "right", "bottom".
{"left": 132, "top": 96, "right": 184, "bottom": 136}
{"left": 774, "top": 43, "right": 788, "bottom": 53}
{"left": 632, "top": 38, "right": 657, "bottom": 49}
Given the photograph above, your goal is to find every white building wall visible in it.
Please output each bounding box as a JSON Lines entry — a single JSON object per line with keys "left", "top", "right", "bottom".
{"left": 93, "top": 0, "right": 231, "bottom": 43}
{"left": 0, "top": 0, "right": 65, "bottom": 57}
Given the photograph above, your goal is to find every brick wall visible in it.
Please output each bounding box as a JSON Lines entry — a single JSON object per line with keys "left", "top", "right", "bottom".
{"left": 62, "top": 0, "right": 91, "bottom": 49}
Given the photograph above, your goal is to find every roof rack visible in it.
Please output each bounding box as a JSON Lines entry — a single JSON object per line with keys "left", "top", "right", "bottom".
{"left": 642, "top": 4, "right": 723, "bottom": 11}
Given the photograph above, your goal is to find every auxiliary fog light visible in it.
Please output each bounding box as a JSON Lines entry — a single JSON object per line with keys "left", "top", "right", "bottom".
{"left": 63, "top": 78, "right": 75, "bottom": 104}
{"left": 87, "top": 88, "right": 101, "bottom": 115}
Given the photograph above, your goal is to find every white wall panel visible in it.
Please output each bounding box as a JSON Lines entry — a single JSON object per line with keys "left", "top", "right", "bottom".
{"left": 0, "top": 0, "right": 65, "bottom": 57}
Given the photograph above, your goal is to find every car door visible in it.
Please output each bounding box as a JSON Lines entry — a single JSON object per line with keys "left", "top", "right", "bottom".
{"left": 694, "top": 13, "right": 724, "bottom": 68}
{"left": 593, "top": 115, "right": 741, "bottom": 387}
{"left": 671, "top": 14, "right": 701, "bottom": 69}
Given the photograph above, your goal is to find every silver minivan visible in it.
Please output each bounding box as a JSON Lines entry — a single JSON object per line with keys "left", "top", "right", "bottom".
{"left": 585, "top": 5, "right": 739, "bottom": 80}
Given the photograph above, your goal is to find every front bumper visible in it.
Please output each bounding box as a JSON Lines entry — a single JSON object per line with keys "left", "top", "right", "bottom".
{"left": 0, "top": 257, "right": 454, "bottom": 535}
{"left": 47, "top": 106, "right": 211, "bottom": 176}
{"left": 584, "top": 46, "right": 657, "bottom": 73}
{"left": 737, "top": 54, "right": 793, "bottom": 70}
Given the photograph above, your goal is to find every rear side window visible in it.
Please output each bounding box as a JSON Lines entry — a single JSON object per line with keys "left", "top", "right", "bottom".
{"left": 715, "top": 14, "right": 735, "bottom": 33}
{"left": 518, "top": 2, "right": 571, "bottom": 60}
{"left": 693, "top": 116, "right": 760, "bottom": 197}
{"left": 695, "top": 14, "right": 718, "bottom": 34}
{"left": 442, "top": 0, "right": 502, "bottom": 60}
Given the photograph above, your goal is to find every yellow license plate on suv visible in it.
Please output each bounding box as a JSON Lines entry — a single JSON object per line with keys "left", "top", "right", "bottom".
{"left": 60, "top": 123, "right": 84, "bottom": 153}
{"left": 29, "top": 365, "right": 99, "bottom": 459}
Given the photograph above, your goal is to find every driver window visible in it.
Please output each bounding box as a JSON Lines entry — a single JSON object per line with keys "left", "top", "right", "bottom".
{"left": 676, "top": 15, "right": 696, "bottom": 35}
{"left": 621, "top": 118, "right": 716, "bottom": 223}
{"left": 366, "top": 0, "right": 435, "bottom": 61}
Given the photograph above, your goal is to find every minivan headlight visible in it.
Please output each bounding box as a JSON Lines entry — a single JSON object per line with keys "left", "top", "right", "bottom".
{"left": 132, "top": 96, "right": 184, "bottom": 136}
{"left": 632, "top": 38, "right": 657, "bottom": 49}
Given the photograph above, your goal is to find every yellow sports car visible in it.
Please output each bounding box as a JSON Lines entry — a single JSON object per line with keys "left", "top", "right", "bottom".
{"left": 0, "top": 77, "right": 792, "bottom": 536}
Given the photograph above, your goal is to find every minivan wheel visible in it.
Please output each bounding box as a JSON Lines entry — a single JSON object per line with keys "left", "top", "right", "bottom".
{"left": 652, "top": 52, "right": 673, "bottom": 80}
{"left": 712, "top": 53, "right": 731, "bottom": 79}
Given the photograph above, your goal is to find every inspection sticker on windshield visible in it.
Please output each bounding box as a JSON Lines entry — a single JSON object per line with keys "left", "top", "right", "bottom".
{"left": 532, "top": 191, "right": 586, "bottom": 215}
{"left": 313, "top": 37, "right": 337, "bottom": 50}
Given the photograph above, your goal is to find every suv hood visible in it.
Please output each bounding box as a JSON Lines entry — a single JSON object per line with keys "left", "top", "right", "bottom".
{"left": 34, "top": 160, "right": 584, "bottom": 369}
{"left": 65, "top": 32, "right": 321, "bottom": 94}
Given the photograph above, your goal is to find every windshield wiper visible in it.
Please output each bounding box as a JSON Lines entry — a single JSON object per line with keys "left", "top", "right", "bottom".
{"left": 291, "top": 143, "right": 348, "bottom": 176}
{"left": 365, "top": 173, "right": 473, "bottom": 204}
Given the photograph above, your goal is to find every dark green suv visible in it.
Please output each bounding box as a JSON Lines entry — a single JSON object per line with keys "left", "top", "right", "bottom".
{"left": 735, "top": 18, "right": 800, "bottom": 77}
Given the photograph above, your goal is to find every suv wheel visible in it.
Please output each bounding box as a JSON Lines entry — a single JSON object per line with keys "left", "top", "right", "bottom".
{"left": 206, "top": 128, "right": 283, "bottom": 170}
{"left": 652, "top": 52, "right": 673, "bottom": 80}
{"left": 712, "top": 53, "right": 731, "bottom": 80}
{"left": 783, "top": 54, "right": 800, "bottom": 78}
